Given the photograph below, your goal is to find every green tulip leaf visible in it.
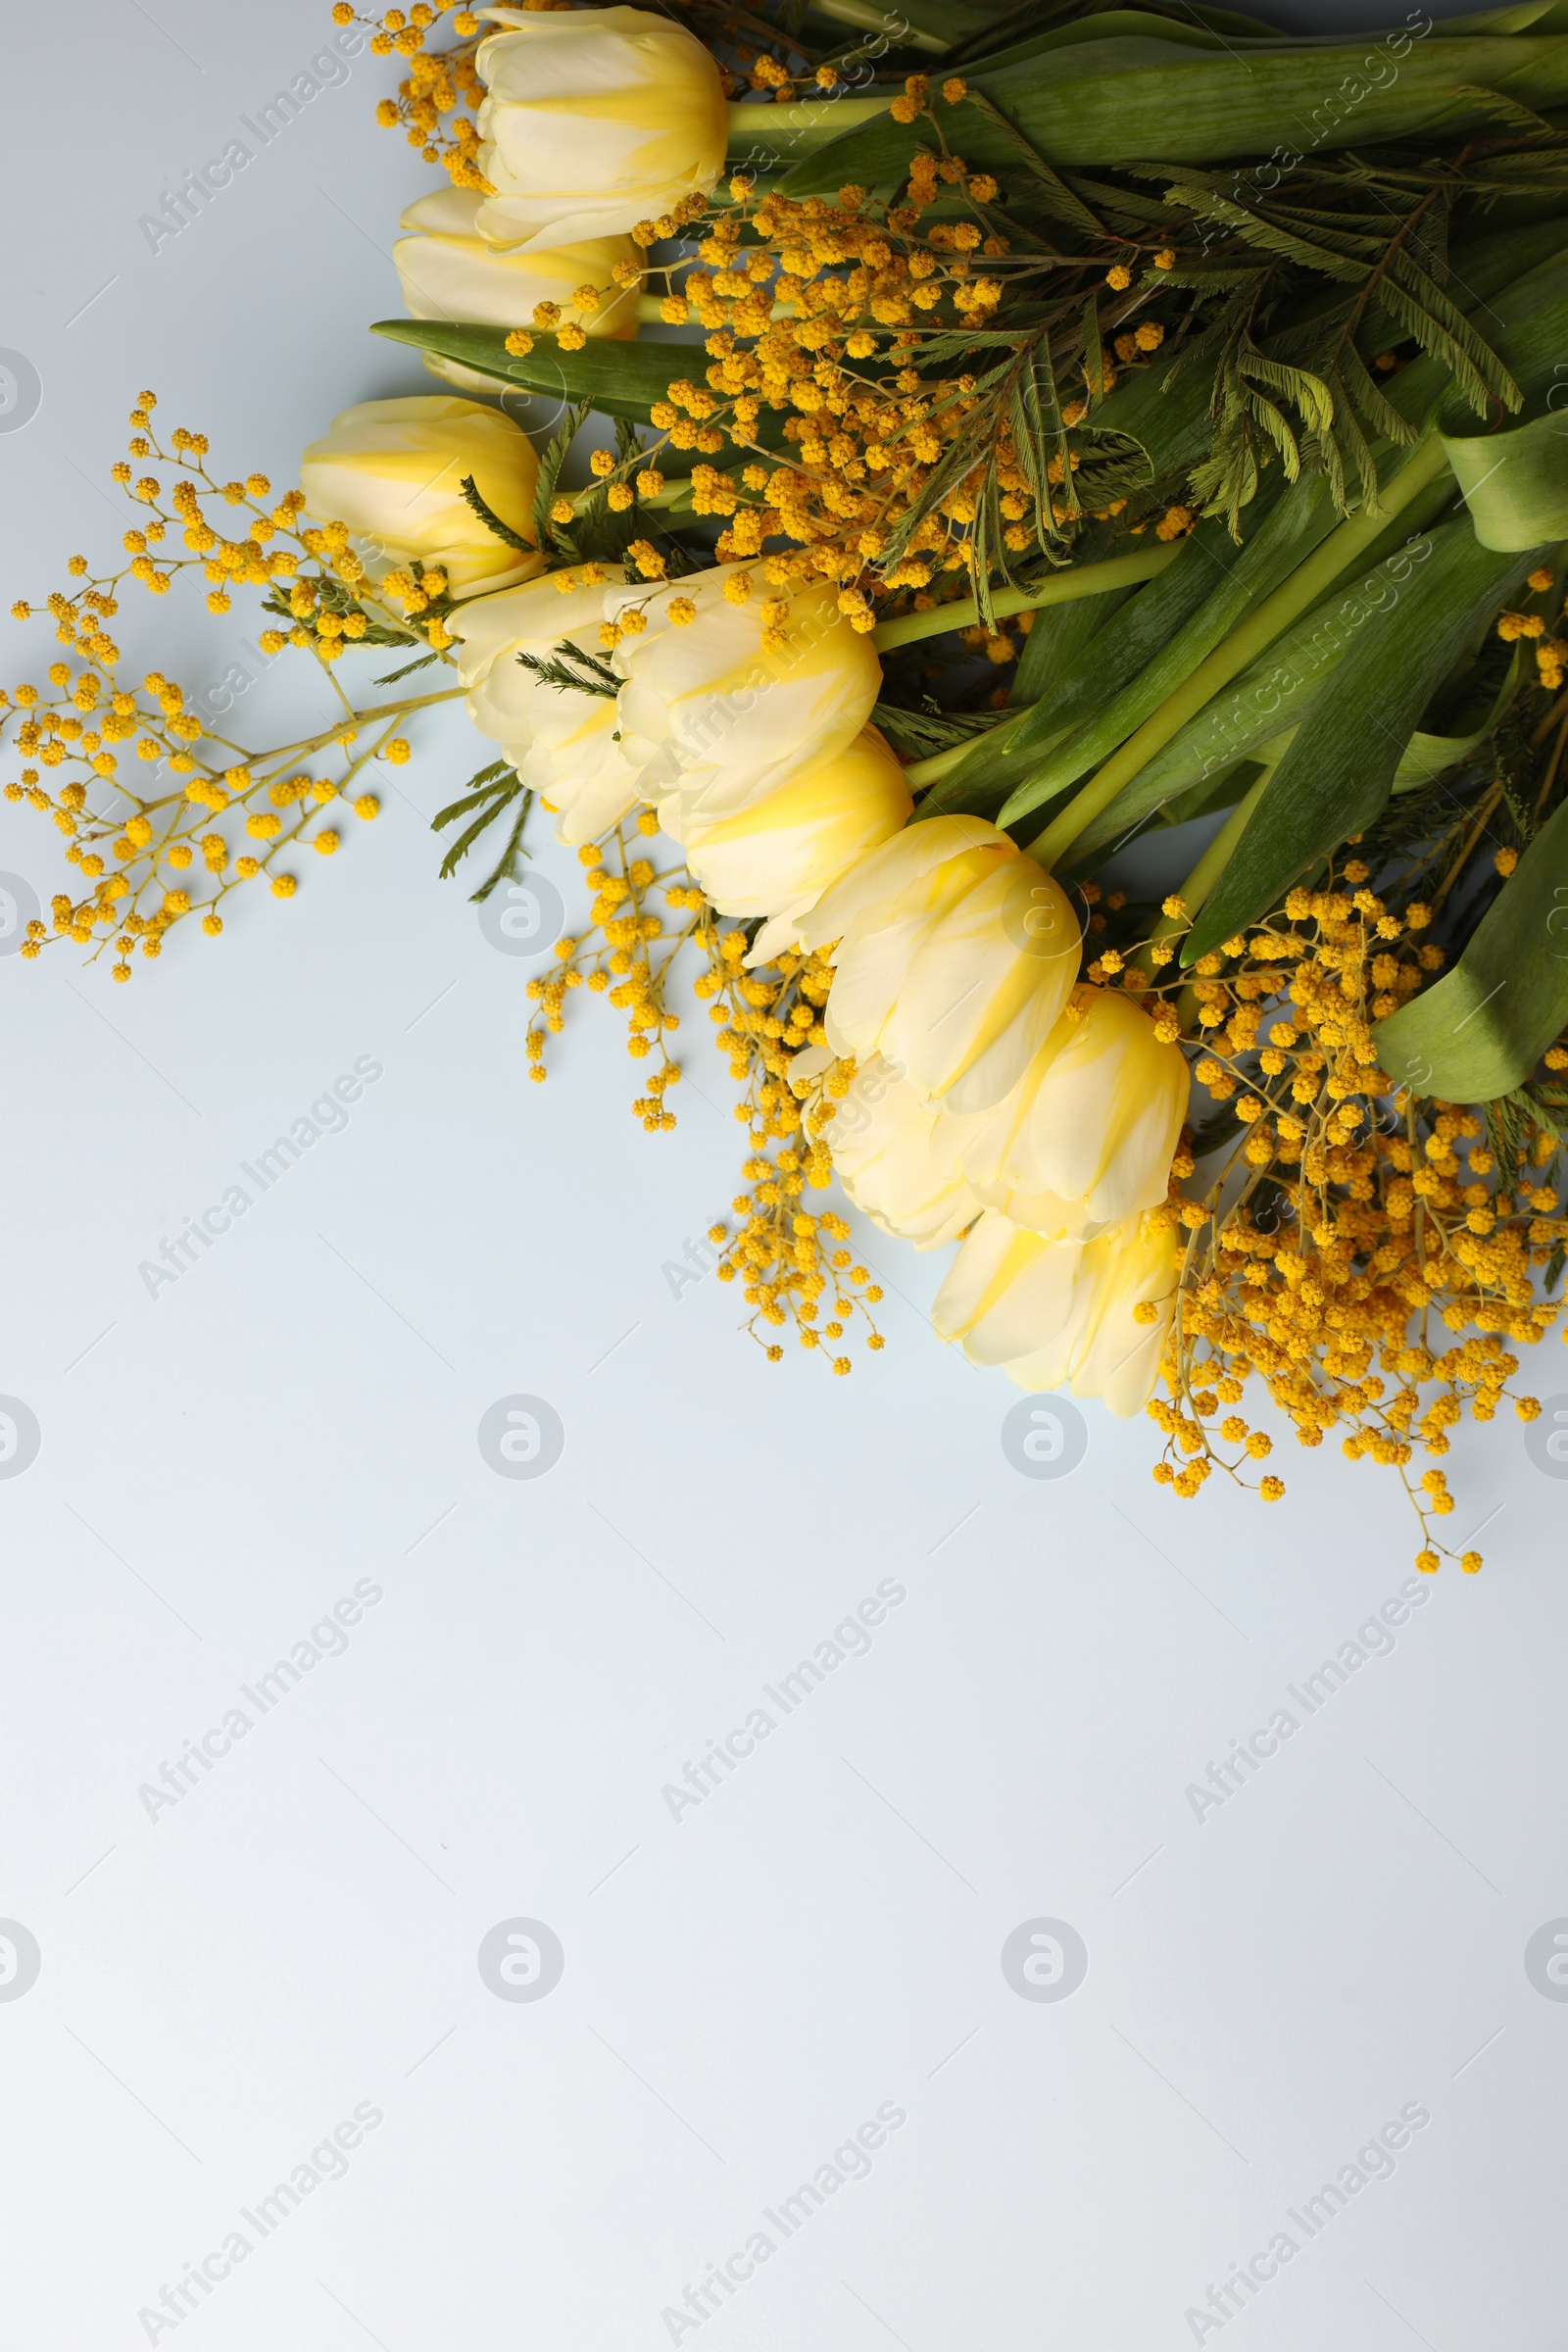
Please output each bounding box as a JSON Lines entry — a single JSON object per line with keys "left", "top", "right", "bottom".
{"left": 776, "top": 29, "right": 1568, "bottom": 195}
{"left": 1374, "top": 796, "right": 1568, "bottom": 1101}
{"left": 371, "top": 319, "right": 686, "bottom": 423}
{"left": 1444, "top": 409, "right": 1568, "bottom": 550}
{"left": 999, "top": 471, "right": 1336, "bottom": 827}
{"left": 1184, "top": 522, "right": 1542, "bottom": 962}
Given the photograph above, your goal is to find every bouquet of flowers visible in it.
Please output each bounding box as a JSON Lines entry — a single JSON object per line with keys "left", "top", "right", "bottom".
{"left": 11, "top": 0, "right": 1568, "bottom": 1569}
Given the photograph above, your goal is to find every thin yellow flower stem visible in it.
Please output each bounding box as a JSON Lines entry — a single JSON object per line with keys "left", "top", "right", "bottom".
{"left": 870, "top": 543, "right": 1180, "bottom": 654}
{"left": 1025, "top": 431, "right": 1453, "bottom": 871}
{"left": 118, "top": 685, "right": 466, "bottom": 822}
{"left": 245, "top": 683, "right": 468, "bottom": 766}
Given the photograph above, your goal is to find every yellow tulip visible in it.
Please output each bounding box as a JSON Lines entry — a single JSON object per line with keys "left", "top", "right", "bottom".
{"left": 299, "top": 396, "right": 541, "bottom": 598}
{"left": 609, "top": 564, "right": 882, "bottom": 823}
{"left": 936, "top": 987, "right": 1188, "bottom": 1232}
{"left": 394, "top": 187, "right": 639, "bottom": 393}
{"left": 448, "top": 569, "right": 641, "bottom": 842}
{"left": 933, "top": 1206, "right": 1178, "bottom": 1415}
{"left": 815, "top": 1051, "right": 983, "bottom": 1248}
{"left": 677, "top": 728, "right": 912, "bottom": 959}
{"left": 473, "top": 6, "right": 728, "bottom": 251}
{"left": 798, "top": 817, "right": 1080, "bottom": 1113}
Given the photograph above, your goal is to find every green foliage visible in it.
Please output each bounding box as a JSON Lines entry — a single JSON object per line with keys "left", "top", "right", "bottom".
{"left": 459, "top": 472, "right": 533, "bottom": 553}
{"left": 1375, "top": 794, "right": 1568, "bottom": 1099}
{"left": 371, "top": 651, "right": 441, "bottom": 686}
{"left": 1187, "top": 524, "right": 1540, "bottom": 960}
{"left": 870, "top": 701, "right": 1002, "bottom": 758}
{"left": 533, "top": 404, "right": 589, "bottom": 564}
{"left": 433, "top": 759, "right": 534, "bottom": 901}
{"left": 1133, "top": 160, "right": 1523, "bottom": 529}
{"left": 514, "top": 639, "right": 620, "bottom": 699}
{"left": 370, "top": 319, "right": 682, "bottom": 422}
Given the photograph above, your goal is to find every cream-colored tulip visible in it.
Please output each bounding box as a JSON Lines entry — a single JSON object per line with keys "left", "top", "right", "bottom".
{"left": 933, "top": 1206, "right": 1178, "bottom": 1416}
{"left": 473, "top": 6, "right": 728, "bottom": 252}
{"left": 608, "top": 565, "right": 882, "bottom": 824}
{"left": 817, "top": 1052, "right": 983, "bottom": 1249}
{"left": 394, "top": 187, "right": 640, "bottom": 392}
{"left": 797, "top": 817, "right": 1080, "bottom": 1114}
{"left": 936, "top": 987, "right": 1188, "bottom": 1233}
{"left": 299, "top": 396, "right": 542, "bottom": 598}
{"left": 448, "top": 569, "right": 641, "bottom": 843}
{"left": 678, "top": 728, "right": 912, "bottom": 959}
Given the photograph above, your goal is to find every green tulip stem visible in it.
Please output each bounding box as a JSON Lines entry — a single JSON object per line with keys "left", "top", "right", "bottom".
{"left": 726, "top": 95, "right": 891, "bottom": 152}
{"left": 904, "top": 710, "right": 1032, "bottom": 789}
{"left": 870, "top": 543, "right": 1180, "bottom": 655}
{"left": 1124, "top": 766, "right": 1273, "bottom": 983}
{"left": 1178, "top": 769, "right": 1274, "bottom": 914}
{"left": 1024, "top": 431, "right": 1453, "bottom": 873}
{"left": 806, "top": 0, "right": 952, "bottom": 51}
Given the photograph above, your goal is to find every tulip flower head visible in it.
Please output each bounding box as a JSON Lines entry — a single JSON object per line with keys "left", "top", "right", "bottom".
{"left": 394, "top": 186, "right": 639, "bottom": 393}
{"left": 299, "top": 395, "right": 542, "bottom": 598}
{"left": 811, "top": 1050, "right": 984, "bottom": 1249}
{"left": 449, "top": 568, "right": 641, "bottom": 843}
{"left": 679, "top": 727, "right": 913, "bottom": 959}
{"left": 607, "top": 564, "right": 882, "bottom": 829}
{"left": 934, "top": 1206, "right": 1178, "bottom": 1415}
{"left": 937, "top": 986, "right": 1189, "bottom": 1233}
{"left": 800, "top": 819, "right": 1080, "bottom": 1113}
{"left": 473, "top": 6, "right": 729, "bottom": 251}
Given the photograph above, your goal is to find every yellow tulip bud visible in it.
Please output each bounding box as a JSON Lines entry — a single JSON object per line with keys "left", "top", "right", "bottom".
{"left": 447, "top": 568, "right": 640, "bottom": 843}
{"left": 608, "top": 564, "right": 881, "bottom": 829}
{"left": 940, "top": 987, "right": 1188, "bottom": 1231}
{"left": 678, "top": 727, "right": 912, "bottom": 959}
{"left": 820, "top": 1051, "right": 983, "bottom": 1248}
{"left": 473, "top": 7, "right": 727, "bottom": 252}
{"left": 298, "top": 396, "right": 542, "bottom": 599}
{"left": 393, "top": 186, "right": 639, "bottom": 394}
{"left": 800, "top": 819, "right": 1079, "bottom": 1113}
{"left": 934, "top": 1207, "right": 1178, "bottom": 1415}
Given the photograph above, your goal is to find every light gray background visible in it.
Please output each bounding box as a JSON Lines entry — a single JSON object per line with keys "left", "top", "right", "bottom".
{"left": 2, "top": 5, "right": 1565, "bottom": 2348}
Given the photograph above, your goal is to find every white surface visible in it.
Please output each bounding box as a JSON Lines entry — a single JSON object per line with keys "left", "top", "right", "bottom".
{"left": 2, "top": 7, "right": 1567, "bottom": 2349}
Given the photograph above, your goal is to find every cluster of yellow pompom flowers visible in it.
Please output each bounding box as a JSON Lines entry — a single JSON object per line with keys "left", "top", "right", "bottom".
{"left": 1115, "top": 861, "right": 1568, "bottom": 1568}
{"left": 537, "top": 100, "right": 1180, "bottom": 640}
{"left": 526, "top": 811, "right": 688, "bottom": 1100}
{"left": 522, "top": 818, "right": 886, "bottom": 1370}
{"left": 336, "top": 3, "right": 490, "bottom": 179}
{"left": 0, "top": 395, "right": 468, "bottom": 977}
